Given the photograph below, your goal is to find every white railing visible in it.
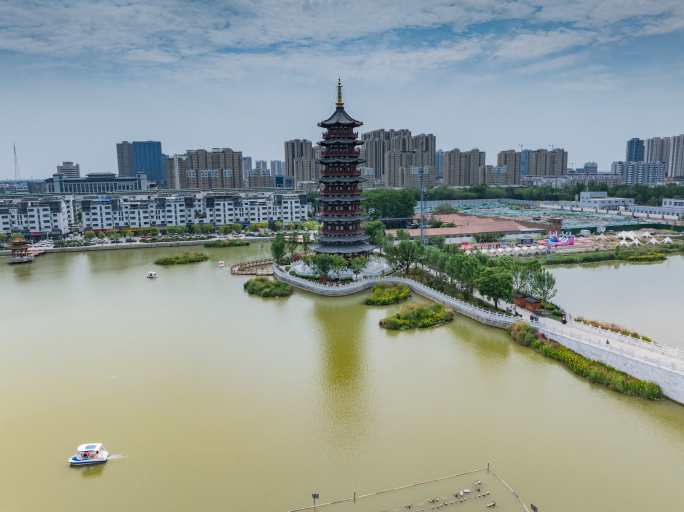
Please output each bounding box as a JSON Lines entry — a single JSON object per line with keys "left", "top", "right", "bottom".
{"left": 538, "top": 322, "right": 684, "bottom": 374}
{"left": 569, "top": 320, "right": 684, "bottom": 362}
{"left": 272, "top": 266, "right": 514, "bottom": 328}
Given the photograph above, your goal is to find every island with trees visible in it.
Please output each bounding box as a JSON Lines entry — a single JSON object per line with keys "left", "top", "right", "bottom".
{"left": 244, "top": 277, "right": 293, "bottom": 298}
{"left": 154, "top": 252, "right": 209, "bottom": 266}
{"left": 380, "top": 303, "right": 454, "bottom": 331}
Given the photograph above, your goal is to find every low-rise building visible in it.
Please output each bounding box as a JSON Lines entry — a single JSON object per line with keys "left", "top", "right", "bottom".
{"left": 78, "top": 191, "right": 309, "bottom": 230}
{"left": 611, "top": 161, "right": 666, "bottom": 185}
{"left": 45, "top": 172, "right": 151, "bottom": 194}
{"left": 0, "top": 197, "right": 71, "bottom": 235}
{"left": 579, "top": 191, "right": 635, "bottom": 210}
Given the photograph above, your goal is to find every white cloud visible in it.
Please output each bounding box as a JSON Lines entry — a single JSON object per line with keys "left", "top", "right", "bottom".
{"left": 493, "top": 29, "right": 591, "bottom": 60}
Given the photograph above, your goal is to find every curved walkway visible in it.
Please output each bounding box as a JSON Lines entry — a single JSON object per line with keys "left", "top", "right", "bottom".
{"left": 273, "top": 265, "right": 513, "bottom": 329}
{"left": 273, "top": 264, "right": 684, "bottom": 403}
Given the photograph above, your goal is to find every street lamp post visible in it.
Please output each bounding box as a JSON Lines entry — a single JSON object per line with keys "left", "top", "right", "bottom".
{"left": 411, "top": 166, "right": 429, "bottom": 246}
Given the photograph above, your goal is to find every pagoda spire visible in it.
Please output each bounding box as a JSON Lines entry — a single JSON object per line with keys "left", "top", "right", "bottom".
{"left": 336, "top": 77, "right": 344, "bottom": 108}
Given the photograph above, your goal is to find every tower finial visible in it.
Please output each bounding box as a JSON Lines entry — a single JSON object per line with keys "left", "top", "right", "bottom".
{"left": 336, "top": 77, "right": 344, "bottom": 108}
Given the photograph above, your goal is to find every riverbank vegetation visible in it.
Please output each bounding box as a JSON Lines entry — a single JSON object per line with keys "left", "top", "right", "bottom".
{"left": 383, "top": 238, "right": 560, "bottom": 317}
{"left": 539, "top": 246, "right": 680, "bottom": 266}
{"left": 365, "top": 284, "right": 411, "bottom": 305}
{"left": 510, "top": 323, "right": 663, "bottom": 399}
{"left": 154, "top": 252, "right": 209, "bottom": 266}
{"left": 243, "top": 277, "right": 293, "bottom": 298}
{"left": 380, "top": 303, "right": 454, "bottom": 330}
{"left": 203, "top": 239, "right": 250, "bottom": 248}
{"left": 575, "top": 317, "right": 653, "bottom": 343}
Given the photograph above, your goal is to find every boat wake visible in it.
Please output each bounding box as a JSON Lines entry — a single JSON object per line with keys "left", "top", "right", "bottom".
{"left": 108, "top": 454, "right": 126, "bottom": 460}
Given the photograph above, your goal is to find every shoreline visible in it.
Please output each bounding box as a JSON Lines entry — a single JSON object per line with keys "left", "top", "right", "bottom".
{"left": 0, "top": 236, "right": 272, "bottom": 256}
{"left": 272, "top": 265, "right": 684, "bottom": 404}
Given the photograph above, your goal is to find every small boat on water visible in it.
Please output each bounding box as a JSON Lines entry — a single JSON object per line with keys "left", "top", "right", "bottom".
{"left": 218, "top": 260, "right": 225, "bottom": 268}
{"left": 146, "top": 271, "right": 158, "bottom": 279}
{"left": 69, "top": 443, "right": 109, "bottom": 466}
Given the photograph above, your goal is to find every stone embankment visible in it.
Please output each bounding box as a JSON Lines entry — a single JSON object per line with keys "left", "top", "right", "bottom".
{"left": 273, "top": 264, "right": 684, "bottom": 404}
{"left": 1, "top": 236, "right": 271, "bottom": 257}
{"left": 231, "top": 259, "right": 274, "bottom": 276}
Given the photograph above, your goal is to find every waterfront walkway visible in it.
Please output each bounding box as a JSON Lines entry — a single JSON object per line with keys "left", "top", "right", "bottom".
{"left": 273, "top": 265, "right": 684, "bottom": 403}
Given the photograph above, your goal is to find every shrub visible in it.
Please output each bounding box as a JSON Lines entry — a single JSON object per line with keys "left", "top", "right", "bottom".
{"left": 574, "top": 317, "right": 653, "bottom": 343}
{"left": 365, "top": 284, "right": 411, "bottom": 306}
{"left": 154, "top": 252, "right": 209, "bottom": 266}
{"left": 380, "top": 303, "right": 454, "bottom": 330}
{"left": 203, "top": 240, "right": 250, "bottom": 248}
{"left": 243, "top": 277, "right": 293, "bottom": 298}
{"left": 510, "top": 322, "right": 662, "bottom": 399}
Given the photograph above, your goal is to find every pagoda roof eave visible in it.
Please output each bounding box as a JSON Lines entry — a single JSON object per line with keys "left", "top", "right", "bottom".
{"left": 318, "top": 107, "right": 363, "bottom": 128}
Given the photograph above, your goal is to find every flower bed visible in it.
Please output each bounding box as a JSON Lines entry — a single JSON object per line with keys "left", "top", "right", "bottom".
{"left": 244, "top": 277, "right": 293, "bottom": 298}
{"left": 380, "top": 303, "right": 454, "bottom": 330}
{"left": 203, "top": 239, "right": 250, "bottom": 248}
{"left": 154, "top": 252, "right": 209, "bottom": 266}
{"left": 510, "top": 322, "right": 662, "bottom": 399}
{"left": 574, "top": 317, "right": 653, "bottom": 343}
{"left": 365, "top": 284, "right": 411, "bottom": 305}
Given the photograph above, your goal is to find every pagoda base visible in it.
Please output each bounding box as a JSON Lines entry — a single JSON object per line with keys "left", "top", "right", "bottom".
{"left": 312, "top": 242, "right": 375, "bottom": 255}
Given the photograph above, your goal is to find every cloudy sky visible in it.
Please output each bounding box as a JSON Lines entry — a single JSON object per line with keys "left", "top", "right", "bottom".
{"left": 1, "top": 0, "right": 684, "bottom": 178}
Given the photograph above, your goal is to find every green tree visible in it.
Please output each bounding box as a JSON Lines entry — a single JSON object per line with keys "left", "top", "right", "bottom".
{"left": 219, "top": 224, "right": 241, "bottom": 234}
{"left": 460, "top": 256, "right": 481, "bottom": 298}
{"left": 192, "top": 223, "right": 214, "bottom": 234}
{"left": 476, "top": 268, "right": 514, "bottom": 309}
{"left": 395, "top": 229, "right": 410, "bottom": 241}
{"left": 388, "top": 240, "right": 423, "bottom": 274}
{"left": 310, "top": 254, "right": 344, "bottom": 279}
{"left": 349, "top": 256, "right": 367, "bottom": 279}
{"left": 363, "top": 188, "right": 416, "bottom": 226}
{"left": 271, "top": 233, "right": 286, "bottom": 264}
{"left": 300, "top": 232, "right": 311, "bottom": 254}
{"left": 531, "top": 268, "right": 557, "bottom": 305}
{"left": 84, "top": 231, "right": 95, "bottom": 240}
{"left": 364, "top": 220, "right": 386, "bottom": 246}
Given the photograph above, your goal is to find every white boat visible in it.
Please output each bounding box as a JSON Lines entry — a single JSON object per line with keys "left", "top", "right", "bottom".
{"left": 68, "top": 443, "right": 109, "bottom": 466}
{"left": 218, "top": 260, "right": 225, "bottom": 268}
{"left": 146, "top": 271, "right": 158, "bottom": 279}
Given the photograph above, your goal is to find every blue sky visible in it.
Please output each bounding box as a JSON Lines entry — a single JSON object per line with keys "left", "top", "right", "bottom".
{"left": 1, "top": 0, "right": 684, "bottom": 178}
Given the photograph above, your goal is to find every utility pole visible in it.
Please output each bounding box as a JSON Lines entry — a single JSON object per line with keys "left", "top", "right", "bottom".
{"left": 13, "top": 144, "right": 19, "bottom": 180}
{"left": 411, "top": 166, "right": 428, "bottom": 246}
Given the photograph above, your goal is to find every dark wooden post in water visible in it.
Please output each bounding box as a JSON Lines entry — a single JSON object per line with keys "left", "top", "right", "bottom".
{"left": 313, "top": 79, "right": 374, "bottom": 256}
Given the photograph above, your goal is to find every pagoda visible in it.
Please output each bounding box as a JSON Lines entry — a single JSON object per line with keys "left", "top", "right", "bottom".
{"left": 313, "top": 79, "right": 374, "bottom": 255}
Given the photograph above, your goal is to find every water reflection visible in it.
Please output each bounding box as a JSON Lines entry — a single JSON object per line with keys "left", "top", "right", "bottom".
{"left": 79, "top": 464, "right": 107, "bottom": 479}
{"left": 449, "top": 316, "right": 511, "bottom": 358}
{"left": 313, "top": 298, "right": 369, "bottom": 445}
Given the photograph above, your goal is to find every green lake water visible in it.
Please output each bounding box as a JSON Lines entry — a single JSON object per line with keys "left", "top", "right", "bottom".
{"left": 1, "top": 244, "right": 682, "bottom": 511}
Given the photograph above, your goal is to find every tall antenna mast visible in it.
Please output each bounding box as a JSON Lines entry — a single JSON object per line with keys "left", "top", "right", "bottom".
{"left": 13, "top": 144, "right": 19, "bottom": 179}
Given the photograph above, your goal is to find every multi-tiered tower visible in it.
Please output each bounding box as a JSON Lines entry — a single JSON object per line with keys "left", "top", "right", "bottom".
{"left": 313, "top": 80, "right": 374, "bottom": 255}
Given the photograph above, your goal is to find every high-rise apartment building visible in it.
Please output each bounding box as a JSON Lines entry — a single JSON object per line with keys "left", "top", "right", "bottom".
{"left": 270, "top": 160, "right": 284, "bottom": 176}
{"left": 242, "top": 156, "right": 253, "bottom": 174}
{"left": 518, "top": 148, "right": 567, "bottom": 177}
{"left": 645, "top": 137, "right": 670, "bottom": 163}
{"left": 435, "top": 149, "right": 444, "bottom": 180}
{"left": 611, "top": 161, "right": 666, "bottom": 185}
{"left": 444, "top": 148, "right": 486, "bottom": 186}
{"left": 644, "top": 134, "right": 684, "bottom": 178}
{"left": 361, "top": 129, "right": 435, "bottom": 185}
{"left": 56, "top": 161, "right": 80, "bottom": 178}
{"left": 179, "top": 147, "right": 244, "bottom": 189}
{"left": 255, "top": 160, "right": 268, "bottom": 172}
{"left": 116, "top": 141, "right": 165, "bottom": 185}
{"left": 284, "top": 139, "right": 320, "bottom": 187}
{"left": 667, "top": 134, "right": 684, "bottom": 179}
{"left": 496, "top": 150, "right": 521, "bottom": 184}
{"left": 626, "top": 138, "right": 645, "bottom": 162}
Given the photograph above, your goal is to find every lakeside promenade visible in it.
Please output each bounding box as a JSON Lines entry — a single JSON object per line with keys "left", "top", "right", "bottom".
{"left": 273, "top": 265, "right": 684, "bottom": 404}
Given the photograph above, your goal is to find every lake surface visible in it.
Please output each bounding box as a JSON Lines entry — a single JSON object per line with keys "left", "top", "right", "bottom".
{"left": 550, "top": 255, "right": 684, "bottom": 349}
{"left": 1, "top": 245, "right": 683, "bottom": 512}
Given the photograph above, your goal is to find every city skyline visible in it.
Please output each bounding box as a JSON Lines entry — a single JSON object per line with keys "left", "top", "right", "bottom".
{"left": 2, "top": 1, "right": 684, "bottom": 178}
